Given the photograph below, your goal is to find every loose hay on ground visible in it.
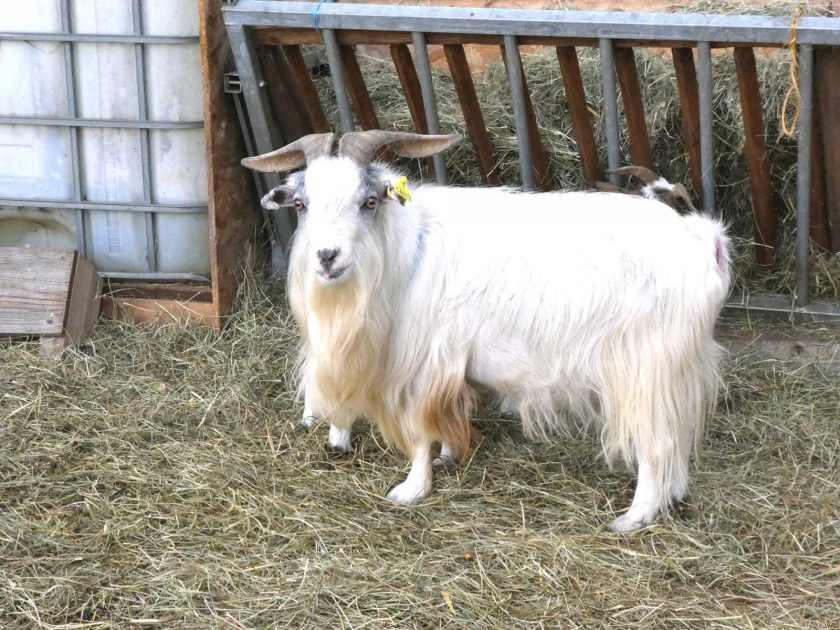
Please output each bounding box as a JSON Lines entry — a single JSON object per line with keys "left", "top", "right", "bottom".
{"left": 1, "top": 269, "right": 839, "bottom": 628}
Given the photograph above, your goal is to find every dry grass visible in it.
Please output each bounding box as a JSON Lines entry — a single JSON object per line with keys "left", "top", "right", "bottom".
{"left": 2, "top": 268, "right": 839, "bottom": 628}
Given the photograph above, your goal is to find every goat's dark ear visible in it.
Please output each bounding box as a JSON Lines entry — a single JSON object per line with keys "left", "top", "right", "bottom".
{"left": 260, "top": 185, "right": 296, "bottom": 210}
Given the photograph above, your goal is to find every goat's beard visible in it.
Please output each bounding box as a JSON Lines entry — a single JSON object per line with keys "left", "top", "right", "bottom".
{"left": 290, "top": 244, "right": 390, "bottom": 409}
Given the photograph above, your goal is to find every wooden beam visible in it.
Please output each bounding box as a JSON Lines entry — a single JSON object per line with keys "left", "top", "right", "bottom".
{"left": 390, "top": 44, "right": 436, "bottom": 177}
{"left": 815, "top": 46, "right": 840, "bottom": 252}
{"left": 733, "top": 47, "right": 776, "bottom": 265}
{"left": 556, "top": 46, "right": 602, "bottom": 186}
{"left": 614, "top": 47, "right": 654, "bottom": 170}
{"left": 501, "top": 45, "right": 553, "bottom": 191}
{"left": 200, "top": 0, "right": 262, "bottom": 325}
{"left": 339, "top": 45, "right": 380, "bottom": 130}
{"left": 253, "top": 28, "right": 786, "bottom": 51}
{"left": 281, "top": 45, "right": 331, "bottom": 133}
{"left": 443, "top": 44, "right": 500, "bottom": 186}
{"left": 810, "top": 94, "right": 831, "bottom": 251}
{"left": 257, "top": 46, "right": 312, "bottom": 141}
{"left": 672, "top": 47, "right": 703, "bottom": 207}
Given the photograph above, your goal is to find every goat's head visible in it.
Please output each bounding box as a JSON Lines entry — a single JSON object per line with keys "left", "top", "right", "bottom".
{"left": 242, "top": 131, "right": 461, "bottom": 288}
{"left": 595, "top": 166, "right": 698, "bottom": 213}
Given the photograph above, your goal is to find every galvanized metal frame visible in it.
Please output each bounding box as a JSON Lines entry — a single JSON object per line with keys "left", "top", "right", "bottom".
{"left": 413, "top": 31, "right": 448, "bottom": 185}
{"left": 221, "top": 1, "right": 840, "bottom": 321}
{"left": 0, "top": 6, "right": 208, "bottom": 282}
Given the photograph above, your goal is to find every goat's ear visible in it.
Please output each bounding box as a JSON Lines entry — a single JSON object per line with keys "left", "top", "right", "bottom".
{"left": 260, "top": 185, "right": 296, "bottom": 210}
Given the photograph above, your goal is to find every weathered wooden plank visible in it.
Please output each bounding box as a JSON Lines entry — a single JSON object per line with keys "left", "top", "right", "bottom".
{"left": 201, "top": 0, "right": 262, "bottom": 325}
{"left": 815, "top": 46, "right": 840, "bottom": 253}
{"left": 0, "top": 248, "right": 74, "bottom": 336}
{"left": 614, "top": 47, "right": 654, "bottom": 170}
{"left": 501, "top": 45, "right": 553, "bottom": 191}
{"left": 672, "top": 47, "right": 703, "bottom": 207}
{"left": 810, "top": 95, "right": 831, "bottom": 251}
{"left": 443, "top": 44, "right": 500, "bottom": 186}
{"left": 555, "top": 46, "right": 602, "bottom": 186}
{"left": 733, "top": 47, "right": 776, "bottom": 265}
{"left": 64, "top": 255, "right": 101, "bottom": 345}
{"left": 281, "top": 45, "right": 332, "bottom": 133}
{"left": 340, "top": 45, "right": 380, "bottom": 130}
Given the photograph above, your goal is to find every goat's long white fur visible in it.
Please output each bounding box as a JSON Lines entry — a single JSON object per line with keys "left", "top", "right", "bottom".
{"left": 285, "top": 156, "right": 730, "bottom": 532}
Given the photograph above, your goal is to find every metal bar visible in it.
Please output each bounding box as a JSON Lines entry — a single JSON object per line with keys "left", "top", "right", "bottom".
{"left": 221, "top": 2, "right": 840, "bottom": 46}
{"left": 725, "top": 292, "right": 840, "bottom": 323}
{"left": 59, "top": 0, "right": 86, "bottom": 258}
{"left": 225, "top": 24, "right": 284, "bottom": 158}
{"left": 697, "top": 41, "right": 716, "bottom": 215}
{"left": 0, "top": 199, "right": 207, "bottom": 214}
{"left": 133, "top": 0, "right": 156, "bottom": 273}
{"left": 99, "top": 271, "right": 212, "bottom": 283}
{"left": 0, "top": 116, "right": 203, "bottom": 129}
{"left": 224, "top": 22, "right": 294, "bottom": 267}
{"left": 322, "top": 28, "right": 355, "bottom": 134}
{"left": 0, "top": 32, "right": 198, "bottom": 44}
{"left": 503, "top": 35, "right": 534, "bottom": 191}
{"left": 599, "top": 38, "right": 621, "bottom": 185}
{"left": 796, "top": 44, "right": 814, "bottom": 309}
{"left": 412, "top": 31, "right": 447, "bottom": 184}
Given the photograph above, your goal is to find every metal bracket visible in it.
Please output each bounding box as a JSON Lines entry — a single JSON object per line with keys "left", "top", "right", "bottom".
{"left": 224, "top": 72, "right": 242, "bottom": 94}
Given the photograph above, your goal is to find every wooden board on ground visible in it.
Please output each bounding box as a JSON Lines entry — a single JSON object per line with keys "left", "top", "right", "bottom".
{"left": 0, "top": 247, "right": 101, "bottom": 358}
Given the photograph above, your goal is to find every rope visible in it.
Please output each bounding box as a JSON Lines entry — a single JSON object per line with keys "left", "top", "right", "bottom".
{"left": 311, "top": 0, "right": 335, "bottom": 35}
{"left": 780, "top": 4, "right": 805, "bottom": 138}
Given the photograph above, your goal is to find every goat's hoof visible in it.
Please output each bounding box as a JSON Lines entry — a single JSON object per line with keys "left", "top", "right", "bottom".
{"left": 326, "top": 425, "right": 352, "bottom": 454}
{"left": 386, "top": 482, "right": 430, "bottom": 505}
{"left": 607, "top": 507, "right": 658, "bottom": 533}
{"left": 432, "top": 456, "right": 454, "bottom": 468}
{"left": 301, "top": 415, "right": 320, "bottom": 429}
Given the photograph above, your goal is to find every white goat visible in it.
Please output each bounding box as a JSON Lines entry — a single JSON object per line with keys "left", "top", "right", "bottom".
{"left": 243, "top": 131, "right": 731, "bottom": 533}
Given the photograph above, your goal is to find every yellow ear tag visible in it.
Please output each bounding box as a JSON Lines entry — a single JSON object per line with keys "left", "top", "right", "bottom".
{"left": 393, "top": 176, "right": 412, "bottom": 205}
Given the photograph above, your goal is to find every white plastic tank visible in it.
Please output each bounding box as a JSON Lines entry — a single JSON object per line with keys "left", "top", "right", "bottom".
{"left": 0, "top": 0, "right": 209, "bottom": 277}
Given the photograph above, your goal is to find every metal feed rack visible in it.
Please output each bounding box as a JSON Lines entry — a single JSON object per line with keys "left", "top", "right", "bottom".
{"left": 0, "top": 0, "right": 209, "bottom": 283}
{"left": 222, "top": 1, "right": 840, "bottom": 322}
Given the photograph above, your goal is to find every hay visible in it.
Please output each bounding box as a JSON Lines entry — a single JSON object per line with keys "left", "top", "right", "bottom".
{"left": 1, "top": 265, "right": 839, "bottom": 628}
{"left": 312, "top": 0, "right": 839, "bottom": 300}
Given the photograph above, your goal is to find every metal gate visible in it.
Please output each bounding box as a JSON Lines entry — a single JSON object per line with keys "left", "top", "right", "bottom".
{"left": 221, "top": 1, "right": 840, "bottom": 322}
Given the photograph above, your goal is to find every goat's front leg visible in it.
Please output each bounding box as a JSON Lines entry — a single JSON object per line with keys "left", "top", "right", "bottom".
{"left": 386, "top": 439, "right": 433, "bottom": 505}
{"left": 301, "top": 382, "right": 322, "bottom": 429}
{"left": 326, "top": 421, "right": 354, "bottom": 454}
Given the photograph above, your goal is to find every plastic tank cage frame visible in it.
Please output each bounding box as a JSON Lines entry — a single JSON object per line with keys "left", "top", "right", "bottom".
{"left": 221, "top": 1, "right": 840, "bottom": 322}
{"left": 0, "top": 0, "right": 209, "bottom": 283}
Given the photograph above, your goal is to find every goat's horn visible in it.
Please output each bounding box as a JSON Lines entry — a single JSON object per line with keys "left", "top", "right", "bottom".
{"left": 338, "top": 130, "right": 462, "bottom": 166}
{"left": 594, "top": 181, "right": 636, "bottom": 195}
{"left": 670, "top": 183, "right": 699, "bottom": 213}
{"left": 607, "top": 165, "right": 659, "bottom": 184}
{"left": 241, "top": 133, "right": 335, "bottom": 173}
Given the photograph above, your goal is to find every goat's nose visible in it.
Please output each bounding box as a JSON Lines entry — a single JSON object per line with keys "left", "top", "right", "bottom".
{"left": 317, "top": 248, "right": 340, "bottom": 269}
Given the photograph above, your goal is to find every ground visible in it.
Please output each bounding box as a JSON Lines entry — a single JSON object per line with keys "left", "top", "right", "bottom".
{"left": 1, "top": 275, "right": 839, "bottom": 628}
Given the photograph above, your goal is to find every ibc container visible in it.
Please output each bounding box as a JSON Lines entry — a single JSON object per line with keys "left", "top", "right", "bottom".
{"left": 0, "top": 0, "right": 209, "bottom": 279}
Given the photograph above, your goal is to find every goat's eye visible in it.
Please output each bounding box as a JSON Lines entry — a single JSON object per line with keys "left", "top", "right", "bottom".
{"left": 294, "top": 199, "right": 305, "bottom": 212}
{"left": 363, "top": 195, "right": 377, "bottom": 211}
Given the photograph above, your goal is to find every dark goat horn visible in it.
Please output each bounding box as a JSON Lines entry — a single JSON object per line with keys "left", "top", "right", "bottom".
{"left": 241, "top": 133, "right": 335, "bottom": 173}
{"left": 594, "top": 181, "right": 637, "bottom": 195}
{"left": 670, "top": 183, "right": 699, "bottom": 213}
{"left": 607, "top": 165, "right": 659, "bottom": 185}
{"left": 338, "top": 130, "right": 462, "bottom": 166}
